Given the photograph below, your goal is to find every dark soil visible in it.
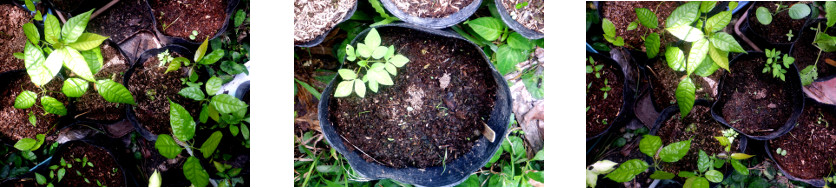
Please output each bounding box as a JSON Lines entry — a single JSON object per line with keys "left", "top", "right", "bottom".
{"left": 53, "top": 142, "right": 125, "bottom": 186}
{"left": 601, "top": 1, "right": 678, "bottom": 51}
{"left": 75, "top": 44, "right": 130, "bottom": 122}
{"left": 769, "top": 102, "right": 836, "bottom": 180}
{"left": 0, "top": 72, "right": 65, "bottom": 142}
{"left": 657, "top": 105, "right": 740, "bottom": 181}
{"left": 329, "top": 27, "right": 496, "bottom": 168}
{"left": 49, "top": 0, "right": 83, "bottom": 12}
{"left": 150, "top": 0, "right": 226, "bottom": 42}
{"left": 586, "top": 57, "right": 623, "bottom": 138}
{"left": 747, "top": 1, "right": 809, "bottom": 44}
{"left": 500, "top": 0, "right": 543, "bottom": 33}
{"left": 127, "top": 53, "right": 200, "bottom": 136}
{"left": 293, "top": 0, "right": 356, "bottom": 44}
{"left": 391, "top": 0, "right": 473, "bottom": 18}
{"left": 719, "top": 56, "right": 793, "bottom": 136}
{"left": 791, "top": 20, "right": 836, "bottom": 79}
{"left": 648, "top": 58, "right": 723, "bottom": 110}
{"left": 0, "top": 4, "right": 32, "bottom": 74}
{"left": 87, "top": 0, "right": 154, "bottom": 43}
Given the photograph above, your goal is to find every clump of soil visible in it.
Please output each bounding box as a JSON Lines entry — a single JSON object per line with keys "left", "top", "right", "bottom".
{"left": 0, "top": 72, "right": 65, "bottom": 142}
{"left": 127, "top": 52, "right": 200, "bottom": 136}
{"left": 601, "top": 1, "right": 678, "bottom": 51}
{"left": 719, "top": 55, "right": 794, "bottom": 136}
{"left": 648, "top": 58, "right": 723, "bottom": 110}
{"left": 391, "top": 0, "right": 472, "bottom": 18}
{"left": 329, "top": 27, "right": 496, "bottom": 168}
{"left": 791, "top": 20, "right": 836, "bottom": 78}
{"left": 150, "top": 0, "right": 227, "bottom": 42}
{"left": 75, "top": 44, "right": 130, "bottom": 122}
{"left": 53, "top": 142, "right": 125, "bottom": 186}
{"left": 294, "top": 0, "right": 355, "bottom": 44}
{"left": 500, "top": 0, "right": 543, "bottom": 33}
{"left": 0, "top": 4, "right": 32, "bottom": 74}
{"left": 657, "top": 105, "right": 740, "bottom": 180}
{"left": 87, "top": 0, "right": 154, "bottom": 42}
{"left": 769, "top": 102, "right": 836, "bottom": 180}
{"left": 747, "top": 1, "right": 809, "bottom": 44}
{"left": 586, "top": 57, "right": 623, "bottom": 138}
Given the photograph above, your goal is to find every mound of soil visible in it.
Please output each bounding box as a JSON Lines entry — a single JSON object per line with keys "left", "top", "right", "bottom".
{"left": 150, "top": 0, "right": 227, "bottom": 42}
{"left": 600, "top": 1, "right": 678, "bottom": 51}
{"left": 127, "top": 52, "right": 200, "bottom": 136}
{"left": 87, "top": 0, "right": 154, "bottom": 43}
{"left": 75, "top": 44, "right": 130, "bottom": 122}
{"left": 0, "top": 72, "right": 65, "bottom": 142}
{"left": 747, "top": 1, "right": 809, "bottom": 44}
{"left": 53, "top": 142, "right": 125, "bottom": 186}
{"left": 294, "top": 0, "right": 355, "bottom": 44}
{"left": 769, "top": 102, "right": 836, "bottom": 180}
{"left": 657, "top": 105, "right": 740, "bottom": 181}
{"left": 719, "top": 55, "right": 793, "bottom": 136}
{"left": 500, "top": 0, "right": 543, "bottom": 33}
{"left": 791, "top": 19, "right": 836, "bottom": 79}
{"left": 329, "top": 27, "right": 496, "bottom": 168}
{"left": 586, "top": 57, "right": 623, "bottom": 138}
{"left": 391, "top": 0, "right": 472, "bottom": 18}
{"left": 0, "top": 4, "right": 32, "bottom": 74}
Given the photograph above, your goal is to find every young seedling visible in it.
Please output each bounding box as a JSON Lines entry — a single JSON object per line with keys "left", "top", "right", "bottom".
{"left": 801, "top": 2, "right": 836, "bottom": 86}
{"left": 586, "top": 56, "right": 611, "bottom": 99}
{"left": 601, "top": 18, "right": 625, "bottom": 47}
{"left": 598, "top": 135, "right": 691, "bottom": 184}
{"left": 755, "top": 3, "right": 811, "bottom": 25}
{"left": 763, "top": 48, "right": 794, "bottom": 81}
{"left": 189, "top": 30, "right": 199, "bottom": 40}
{"left": 776, "top": 148, "right": 788, "bottom": 156}
{"left": 334, "top": 28, "right": 410, "bottom": 98}
{"left": 786, "top": 30, "right": 794, "bottom": 41}
{"left": 515, "top": 1, "right": 528, "bottom": 9}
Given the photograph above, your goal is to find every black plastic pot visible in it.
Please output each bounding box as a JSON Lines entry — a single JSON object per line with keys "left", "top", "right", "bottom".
{"left": 379, "top": 0, "right": 480, "bottom": 29}
{"left": 711, "top": 52, "right": 805, "bottom": 140}
{"left": 0, "top": 70, "right": 75, "bottom": 144}
{"left": 586, "top": 51, "right": 635, "bottom": 141}
{"left": 147, "top": 0, "right": 240, "bottom": 50}
{"left": 85, "top": 0, "right": 156, "bottom": 43}
{"left": 295, "top": 0, "right": 358, "bottom": 47}
{"left": 790, "top": 18, "right": 836, "bottom": 83}
{"left": 495, "top": 0, "right": 542, "bottom": 39}
{"left": 27, "top": 138, "right": 133, "bottom": 186}
{"left": 318, "top": 23, "right": 512, "bottom": 187}
{"left": 764, "top": 142, "right": 827, "bottom": 187}
{"left": 739, "top": 2, "right": 812, "bottom": 51}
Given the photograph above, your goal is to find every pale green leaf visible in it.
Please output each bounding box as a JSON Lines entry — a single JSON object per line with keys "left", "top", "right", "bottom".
{"left": 155, "top": 134, "right": 182, "bottom": 159}
{"left": 365, "top": 28, "right": 381, "bottom": 49}
{"left": 635, "top": 8, "right": 658, "bottom": 29}
{"left": 667, "top": 25, "right": 704, "bottom": 42}
{"left": 63, "top": 47, "right": 96, "bottom": 82}
{"left": 676, "top": 77, "right": 696, "bottom": 118}
{"left": 354, "top": 79, "right": 365, "bottom": 98}
{"left": 385, "top": 45, "right": 395, "bottom": 60}
{"left": 356, "top": 43, "right": 371, "bottom": 58}
{"left": 170, "top": 100, "right": 196, "bottom": 141}
{"left": 756, "top": 7, "right": 772, "bottom": 25}
{"left": 827, "top": 2, "right": 836, "bottom": 28}
{"left": 688, "top": 39, "right": 710, "bottom": 75}
{"left": 23, "top": 23, "right": 39, "bottom": 45}
{"left": 194, "top": 37, "right": 209, "bottom": 62}
{"left": 709, "top": 32, "right": 746, "bottom": 53}
{"left": 41, "top": 96, "right": 67, "bottom": 116}
{"left": 705, "top": 170, "right": 723, "bottom": 183}
{"left": 700, "top": 1, "right": 716, "bottom": 13}
{"left": 389, "top": 54, "right": 409, "bottom": 67}
{"left": 705, "top": 11, "right": 731, "bottom": 33}
{"left": 372, "top": 46, "right": 387, "bottom": 59}
{"left": 81, "top": 47, "right": 103, "bottom": 74}
{"left": 44, "top": 14, "right": 61, "bottom": 44}
{"left": 14, "top": 138, "right": 37, "bottom": 151}
{"left": 370, "top": 69, "right": 393, "bottom": 85}
{"left": 788, "top": 3, "right": 811, "bottom": 20}
{"left": 666, "top": 2, "right": 700, "bottom": 28}
{"left": 164, "top": 60, "right": 181, "bottom": 74}
{"left": 14, "top": 90, "right": 37, "bottom": 109}
{"left": 385, "top": 62, "right": 397, "bottom": 76}
{"left": 602, "top": 18, "right": 616, "bottom": 37}
{"left": 183, "top": 156, "right": 209, "bottom": 187}
{"left": 345, "top": 45, "right": 356, "bottom": 61}
{"left": 666, "top": 46, "right": 686, "bottom": 71}
{"left": 210, "top": 94, "right": 248, "bottom": 114}
{"left": 62, "top": 78, "right": 89, "bottom": 98}
{"left": 25, "top": 41, "right": 59, "bottom": 87}
{"left": 334, "top": 80, "right": 353, "bottom": 97}
{"left": 95, "top": 79, "right": 135, "bottom": 105}
{"left": 467, "top": 17, "right": 504, "bottom": 41}
{"left": 206, "top": 76, "right": 222, "bottom": 96}
{"left": 708, "top": 45, "right": 730, "bottom": 71}
{"left": 67, "top": 33, "right": 108, "bottom": 51}
{"left": 368, "top": 79, "right": 379, "bottom": 93}
{"left": 61, "top": 10, "right": 93, "bottom": 43}
{"left": 178, "top": 86, "right": 205, "bottom": 101}
{"left": 338, "top": 69, "right": 357, "bottom": 80}
{"left": 731, "top": 153, "right": 755, "bottom": 160}
{"left": 200, "top": 131, "right": 223, "bottom": 158}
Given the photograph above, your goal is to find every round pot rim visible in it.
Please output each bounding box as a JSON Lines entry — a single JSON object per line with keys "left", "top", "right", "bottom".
{"left": 379, "top": 0, "right": 481, "bottom": 29}
{"left": 494, "top": 0, "right": 542, "bottom": 39}
{"left": 742, "top": 2, "right": 813, "bottom": 49}
{"left": 30, "top": 139, "right": 130, "bottom": 186}
{"left": 294, "top": 0, "right": 358, "bottom": 47}
{"left": 586, "top": 51, "right": 634, "bottom": 141}
{"left": 147, "top": 0, "right": 240, "bottom": 48}
{"left": 764, "top": 141, "right": 828, "bottom": 187}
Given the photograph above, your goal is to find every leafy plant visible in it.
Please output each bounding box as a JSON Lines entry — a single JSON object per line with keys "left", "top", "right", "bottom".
{"left": 457, "top": 11, "right": 541, "bottom": 76}
{"left": 601, "top": 18, "right": 625, "bottom": 47}
{"left": 334, "top": 28, "right": 409, "bottom": 98}
{"left": 800, "top": 2, "right": 836, "bottom": 86}
{"left": 592, "top": 135, "right": 690, "bottom": 185}
{"left": 762, "top": 49, "right": 794, "bottom": 81}
{"left": 755, "top": 3, "right": 811, "bottom": 25}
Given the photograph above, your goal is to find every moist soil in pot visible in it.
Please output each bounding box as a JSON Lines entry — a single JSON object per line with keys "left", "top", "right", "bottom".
{"left": 328, "top": 27, "right": 497, "bottom": 168}
{"left": 499, "top": 0, "right": 543, "bottom": 33}
{"left": 586, "top": 57, "right": 623, "bottom": 138}
{"left": 128, "top": 52, "right": 200, "bottom": 136}
{"left": 648, "top": 58, "right": 723, "bottom": 110}
{"left": 87, "top": 0, "right": 154, "bottom": 43}
{"left": 52, "top": 142, "right": 125, "bottom": 186}
{"left": 150, "top": 0, "right": 227, "bottom": 42}
{"left": 294, "top": 0, "right": 356, "bottom": 45}
{"left": 0, "top": 73, "right": 65, "bottom": 142}
{"left": 390, "top": 0, "right": 473, "bottom": 18}
{"left": 600, "top": 1, "right": 678, "bottom": 51}
{"left": 768, "top": 102, "right": 836, "bottom": 180}
{"left": 791, "top": 20, "right": 836, "bottom": 78}
{"left": 719, "top": 55, "right": 794, "bottom": 136}
{"left": 747, "top": 2, "right": 809, "bottom": 45}
{"left": 0, "top": 4, "right": 32, "bottom": 74}
{"left": 656, "top": 105, "right": 740, "bottom": 181}
{"left": 74, "top": 44, "right": 130, "bottom": 122}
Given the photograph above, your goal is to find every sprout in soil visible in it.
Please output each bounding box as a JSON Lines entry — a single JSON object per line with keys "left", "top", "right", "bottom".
{"left": 755, "top": 3, "right": 810, "bottom": 25}
{"left": 586, "top": 56, "right": 610, "bottom": 99}
{"left": 763, "top": 48, "right": 794, "bottom": 81}
{"left": 335, "top": 28, "right": 411, "bottom": 98}
{"left": 190, "top": 30, "right": 199, "bottom": 40}
{"left": 786, "top": 30, "right": 794, "bottom": 41}
{"left": 776, "top": 148, "right": 788, "bottom": 156}
{"left": 802, "top": 3, "right": 836, "bottom": 86}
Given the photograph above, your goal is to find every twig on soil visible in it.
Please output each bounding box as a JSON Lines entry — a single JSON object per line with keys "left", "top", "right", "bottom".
{"left": 339, "top": 134, "right": 386, "bottom": 166}
{"left": 90, "top": 0, "right": 120, "bottom": 20}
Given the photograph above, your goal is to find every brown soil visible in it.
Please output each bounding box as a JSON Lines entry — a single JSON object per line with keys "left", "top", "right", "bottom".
{"left": 150, "top": 0, "right": 226, "bottom": 42}
{"left": 391, "top": 0, "right": 473, "bottom": 18}
{"left": 769, "top": 102, "right": 836, "bottom": 180}
{"left": 586, "top": 57, "right": 623, "bottom": 138}
{"left": 75, "top": 44, "right": 130, "bottom": 122}
{"left": 747, "top": 1, "right": 809, "bottom": 44}
{"left": 500, "top": 0, "right": 543, "bottom": 33}
{"left": 87, "top": 0, "right": 154, "bottom": 43}
{"left": 657, "top": 105, "right": 740, "bottom": 181}
{"left": 601, "top": 1, "right": 678, "bottom": 51}
{"left": 53, "top": 142, "right": 125, "bottom": 186}
{"left": 719, "top": 55, "right": 794, "bottom": 136}
{"left": 294, "top": 0, "right": 355, "bottom": 44}
{"left": 328, "top": 27, "right": 496, "bottom": 168}
{"left": 791, "top": 20, "right": 836, "bottom": 79}
{"left": 50, "top": 0, "right": 83, "bottom": 12}
{"left": 0, "top": 4, "right": 32, "bottom": 74}
{"left": 127, "top": 53, "right": 200, "bottom": 136}
{"left": 0, "top": 72, "right": 65, "bottom": 142}
{"left": 648, "top": 58, "right": 723, "bottom": 109}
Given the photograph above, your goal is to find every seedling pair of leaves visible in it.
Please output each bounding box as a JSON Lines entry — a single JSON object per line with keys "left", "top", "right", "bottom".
{"left": 36, "top": 156, "right": 97, "bottom": 186}
{"left": 586, "top": 56, "right": 612, "bottom": 99}
{"left": 458, "top": 15, "right": 540, "bottom": 76}
{"left": 620, "top": 6, "right": 662, "bottom": 59}
{"left": 602, "top": 135, "right": 691, "bottom": 184}
{"left": 334, "top": 28, "right": 410, "bottom": 98}
{"left": 755, "top": 3, "right": 811, "bottom": 25}
{"left": 763, "top": 49, "right": 794, "bottom": 81}
{"left": 14, "top": 10, "right": 136, "bottom": 122}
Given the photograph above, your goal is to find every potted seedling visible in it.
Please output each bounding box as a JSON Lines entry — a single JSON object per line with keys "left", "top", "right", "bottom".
{"left": 31, "top": 140, "right": 127, "bottom": 186}
{"left": 495, "top": 0, "right": 543, "bottom": 39}
{"left": 85, "top": 0, "right": 155, "bottom": 43}
{"left": 73, "top": 40, "right": 134, "bottom": 124}
{"left": 379, "top": 0, "right": 481, "bottom": 29}
{"left": 0, "top": 3, "right": 33, "bottom": 74}
{"left": 765, "top": 99, "right": 835, "bottom": 187}
{"left": 742, "top": 1, "right": 812, "bottom": 50}
{"left": 598, "top": 1, "right": 682, "bottom": 52}
{"left": 587, "top": 135, "right": 691, "bottom": 187}
{"left": 148, "top": 0, "right": 239, "bottom": 48}
{"left": 586, "top": 52, "right": 631, "bottom": 141}
{"left": 794, "top": 3, "right": 836, "bottom": 87}
{"left": 294, "top": 0, "right": 357, "bottom": 47}
{"left": 319, "top": 24, "right": 511, "bottom": 186}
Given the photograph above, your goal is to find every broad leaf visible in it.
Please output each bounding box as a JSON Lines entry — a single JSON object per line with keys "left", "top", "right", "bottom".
{"left": 372, "top": 46, "right": 387, "bottom": 59}
{"left": 700, "top": 1, "right": 716, "bottom": 13}
{"left": 353, "top": 79, "right": 365, "bottom": 98}
{"left": 660, "top": 140, "right": 691, "bottom": 162}
{"left": 206, "top": 76, "right": 222, "bottom": 96}
{"left": 62, "top": 78, "right": 89, "bottom": 98}
{"left": 25, "top": 41, "right": 59, "bottom": 87}
{"left": 756, "top": 7, "right": 772, "bottom": 25}
{"left": 635, "top": 8, "right": 658, "bottom": 29}
{"left": 602, "top": 18, "right": 616, "bottom": 38}
{"left": 194, "top": 38, "right": 209, "bottom": 62}
{"left": 649, "top": 170, "right": 675, "bottom": 180}
{"left": 183, "top": 156, "right": 209, "bottom": 187}
{"left": 385, "top": 45, "right": 395, "bottom": 60}
{"left": 605, "top": 159, "right": 649, "bottom": 182}
{"left": 676, "top": 77, "right": 696, "bottom": 118}
{"left": 170, "top": 100, "right": 196, "bottom": 141}
{"left": 44, "top": 14, "right": 61, "bottom": 44}
{"left": 666, "top": 46, "right": 686, "bottom": 71}
{"left": 61, "top": 10, "right": 93, "bottom": 43}
{"left": 155, "top": 134, "right": 182, "bottom": 159}
{"left": 645, "top": 33, "right": 660, "bottom": 58}
{"left": 210, "top": 94, "right": 248, "bottom": 114}
{"left": 639, "top": 135, "right": 662, "bottom": 158}
{"left": 198, "top": 49, "right": 224, "bottom": 65}
{"left": 334, "top": 80, "right": 353, "bottom": 97}
{"left": 14, "top": 138, "right": 37, "bottom": 151}
{"left": 731, "top": 159, "right": 749, "bottom": 175}
{"left": 705, "top": 11, "right": 731, "bottom": 33}
{"left": 81, "top": 47, "right": 103, "bottom": 74}
{"left": 788, "top": 3, "right": 811, "bottom": 20}
{"left": 369, "top": 69, "right": 393, "bottom": 85}
{"left": 666, "top": 2, "right": 700, "bottom": 28}
{"left": 63, "top": 47, "right": 96, "bottom": 82}
{"left": 178, "top": 86, "right": 205, "bottom": 101}
{"left": 356, "top": 43, "right": 371, "bottom": 58}
{"left": 389, "top": 54, "right": 409, "bottom": 67}
{"left": 385, "top": 62, "right": 397, "bottom": 76}
{"left": 507, "top": 32, "right": 532, "bottom": 50}
{"left": 731, "top": 153, "right": 754, "bottom": 160}
{"left": 667, "top": 25, "right": 704, "bottom": 42}
{"left": 368, "top": 79, "right": 379, "bottom": 93}
{"left": 165, "top": 60, "right": 181, "bottom": 74}
{"left": 688, "top": 39, "right": 710, "bottom": 75}
{"left": 67, "top": 33, "right": 108, "bottom": 51}
{"left": 497, "top": 45, "right": 526, "bottom": 75}
{"left": 827, "top": 2, "right": 836, "bottom": 28}
{"left": 705, "top": 170, "right": 723, "bottom": 183}
{"left": 694, "top": 53, "right": 720, "bottom": 76}
{"left": 23, "top": 23, "right": 39, "bottom": 45}
{"left": 338, "top": 69, "right": 357, "bottom": 80}
{"left": 467, "top": 17, "right": 504, "bottom": 41}
{"left": 708, "top": 45, "right": 729, "bottom": 71}
{"left": 41, "top": 96, "right": 67, "bottom": 116}
{"left": 627, "top": 21, "right": 639, "bottom": 30}
{"left": 200, "top": 131, "right": 223, "bottom": 158}
{"left": 345, "top": 45, "right": 356, "bottom": 61}
{"left": 14, "top": 90, "right": 37, "bottom": 109}
{"left": 710, "top": 32, "right": 746, "bottom": 53}
{"left": 365, "top": 28, "right": 381, "bottom": 49}
{"left": 698, "top": 150, "right": 710, "bottom": 172}
{"left": 95, "top": 80, "right": 135, "bottom": 105}
{"left": 678, "top": 171, "right": 697, "bottom": 178}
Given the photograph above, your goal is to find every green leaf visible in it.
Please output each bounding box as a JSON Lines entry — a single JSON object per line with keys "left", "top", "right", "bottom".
{"left": 667, "top": 2, "right": 700, "bottom": 28}
{"left": 23, "top": 23, "right": 39, "bottom": 45}
{"left": 353, "top": 79, "right": 365, "bottom": 98}
{"left": 170, "top": 100, "right": 196, "bottom": 141}
{"left": 815, "top": 33, "right": 836, "bottom": 52}
{"left": 206, "top": 76, "right": 222, "bottom": 96}
{"left": 800, "top": 65, "right": 818, "bottom": 86}
{"left": 686, "top": 177, "right": 710, "bottom": 188}
{"left": 700, "top": 1, "right": 716, "bottom": 13}
{"left": 385, "top": 62, "right": 397, "bottom": 76}
{"left": 365, "top": 28, "right": 381, "bottom": 49}
{"left": 678, "top": 171, "right": 697, "bottom": 178}
{"left": 165, "top": 60, "right": 181, "bottom": 74}
{"left": 756, "top": 7, "right": 772, "bottom": 25}
{"left": 234, "top": 10, "right": 246, "bottom": 27}
{"left": 67, "top": 33, "right": 108, "bottom": 51}
{"left": 14, "top": 90, "right": 37, "bottom": 109}
{"left": 356, "top": 43, "right": 371, "bottom": 58}
{"left": 149, "top": 170, "right": 162, "bottom": 187}
{"left": 705, "top": 11, "right": 731, "bottom": 33}
{"left": 605, "top": 159, "right": 649, "bottom": 182}
{"left": 645, "top": 33, "right": 660, "bottom": 58}
{"left": 639, "top": 135, "right": 662, "bottom": 158}
{"left": 708, "top": 45, "right": 730, "bottom": 71}
{"left": 827, "top": 2, "right": 836, "bottom": 28}
{"left": 35, "top": 172, "right": 46, "bottom": 185}
{"left": 44, "top": 14, "right": 61, "bottom": 44}
{"left": 334, "top": 80, "right": 353, "bottom": 97}
{"left": 698, "top": 150, "right": 710, "bottom": 172}
{"left": 467, "top": 17, "right": 504, "bottom": 41}
{"left": 294, "top": 79, "right": 321, "bottom": 100}
{"left": 200, "top": 131, "right": 223, "bottom": 158}
{"left": 660, "top": 139, "right": 691, "bottom": 162}
{"left": 63, "top": 47, "right": 96, "bottom": 82}
{"left": 389, "top": 54, "right": 409, "bottom": 67}
{"left": 183, "top": 156, "right": 209, "bottom": 187}
{"left": 155, "top": 134, "right": 182, "bottom": 159}
{"left": 199, "top": 49, "right": 224, "bottom": 65}
{"left": 710, "top": 32, "right": 746, "bottom": 53}
{"left": 230, "top": 124, "right": 239, "bottom": 137}
{"left": 507, "top": 32, "right": 532, "bottom": 50}
{"left": 81, "top": 47, "right": 103, "bottom": 74}
{"left": 602, "top": 18, "right": 616, "bottom": 38}
{"left": 527, "top": 171, "right": 544, "bottom": 183}
{"left": 627, "top": 21, "right": 639, "bottom": 31}
{"left": 41, "top": 96, "right": 67, "bottom": 116}
{"left": 345, "top": 45, "right": 356, "bottom": 61}
{"left": 29, "top": 113, "right": 37, "bottom": 126}
{"left": 497, "top": 45, "right": 526, "bottom": 75}
{"left": 178, "top": 87, "right": 205, "bottom": 101}
{"left": 24, "top": 0, "right": 35, "bottom": 11}
{"left": 194, "top": 37, "right": 209, "bottom": 62}
{"left": 731, "top": 153, "right": 754, "bottom": 160}
{"left": 650, "top": 170, "right": 675, "bottom": 180}
{"left": 62, "top": 78, "right": 89, "bottom": 98}
{"left": 788, "top": 3, "right": 811, "bottom": 20}
{"left": 368, "top": 69, "right": 393, "bottom": 85}
{"left": 199, "top": 105, "right": 209, "bottom": 123}
{"left": 385, "top": 45, "right": 395, "bottom": 60}
{"left": 728, "top": 1, "right": 739, "bottom": 11}
{"left": 210, "top": 94, "right": 249, "bottom": 114}
{"left": 95, "top": 79, "right": 135, "bottom": 105}
{"left": 676, "top": 77, "right": 696, "bottom": 118}
{"left": 372, "top": 46, "right": 388, "bottom": 59}
{"left": 694, "top": 54, "right": 720, "bottom": 76}
{"left": 667, "top": 25, "right": 704, "bottom": 42}
{"left": 61, "top": 10, "right": 93, "bottom": 43}
{"left": 368, "top": 79, "right": 379, "bottom": 93}
{"left": 688, "top": 39, "right": 710, "bottom": 75}
{"left": 241, "top": 124, "right": 249, "bottom": 140}
{"left": 666, "top": 46, "right": 686, "bottom": 71}
{"left": 705, "top": 170, "right": 723, "bottom": 183}
{"left": 25, "top": 41, "right": 59, "bottom": 87}
{"left": 14, "top": 138, "right": 37, "bottom": 151}
{"left": 635, "top": 8, "right": 658, "bottom": 29}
